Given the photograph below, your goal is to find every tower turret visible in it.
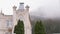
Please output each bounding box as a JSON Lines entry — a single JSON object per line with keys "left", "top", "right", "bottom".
{"left": 12, "top": 3, "right": 32, "bottom": 34}
{"left": 25, "top": 5, "right": 29, "bottom": 11}
{"left": 0, "top": 9, "right": 4, "bottom": 15}
{"left": 13, "top": 5, "right": 17, "bottom": 11}
{"left": 1, "top": 9, "right": 3, "bottom": 14}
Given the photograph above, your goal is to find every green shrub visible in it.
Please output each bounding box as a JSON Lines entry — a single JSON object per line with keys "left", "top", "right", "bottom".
{"left": 14, "top": 20, "right": 24, "bottom": 34}
{"left": 34, "top": 21, "right": 46, "bottom": 34}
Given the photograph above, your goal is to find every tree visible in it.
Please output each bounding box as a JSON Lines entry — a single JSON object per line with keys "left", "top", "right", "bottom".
{"left": 34, "top": 21, "right": 46, "bottom": 34}
{"left": 14, "top": 20, "right": 24, "bottom": 34}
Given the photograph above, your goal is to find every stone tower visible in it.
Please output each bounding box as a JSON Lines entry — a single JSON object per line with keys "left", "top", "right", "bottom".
{"left": 12, "top": 2, "right": 32, "bottom": 34}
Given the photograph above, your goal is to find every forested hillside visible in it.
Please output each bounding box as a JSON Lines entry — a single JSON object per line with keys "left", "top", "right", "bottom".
{"left": 30, "top": 15, "right": 60, "bottom": 34}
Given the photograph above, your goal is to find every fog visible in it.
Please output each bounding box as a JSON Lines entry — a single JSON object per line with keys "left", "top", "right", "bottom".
{"left": 30, "top": 0, "right": 60, "bottom": 19}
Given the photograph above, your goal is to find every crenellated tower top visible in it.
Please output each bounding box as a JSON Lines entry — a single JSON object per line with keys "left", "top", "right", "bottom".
{"left": 13, "top": 2, "right": 30, "bottom": 12}
{"left": 19, "top": 2, "right": 24, "bottom": 10}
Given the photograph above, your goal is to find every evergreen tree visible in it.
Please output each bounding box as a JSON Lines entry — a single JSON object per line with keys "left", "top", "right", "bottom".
{"left": 34, "top": 21, "right": 46, "bottom": 34}
{"left": 14, "top": 20, "right": 24, "bottom": 34}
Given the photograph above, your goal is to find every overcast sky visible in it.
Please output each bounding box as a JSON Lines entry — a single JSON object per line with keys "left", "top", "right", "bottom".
{"left": 0, "top": 0, "right": 60, "bottom": 18}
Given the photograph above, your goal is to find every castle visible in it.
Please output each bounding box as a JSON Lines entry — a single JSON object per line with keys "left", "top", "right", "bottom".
{"left": 0, "top": 2, "right": 32, "bottom": 34}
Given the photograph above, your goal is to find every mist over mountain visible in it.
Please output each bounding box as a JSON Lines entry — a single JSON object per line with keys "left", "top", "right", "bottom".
{"left": 29, "top": 0, "right": 60, "bottom": 19}
{"left": 29, "top": 1, "right": 60, "bottom": 33}
{"left": 30, "top": 14, "right": 60, "bottom": 34}
{"left": 30, "top": 7, "right": 60, "bottom": 19}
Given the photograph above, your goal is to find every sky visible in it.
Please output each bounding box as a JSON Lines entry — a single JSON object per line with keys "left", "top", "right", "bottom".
{"left": 0, "top": 0, "right": 60, "bottom": 18}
